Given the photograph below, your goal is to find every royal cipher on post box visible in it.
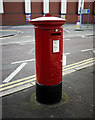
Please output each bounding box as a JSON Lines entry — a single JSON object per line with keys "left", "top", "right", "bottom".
{"left": 31, "top": 13, "right": 66, "bottom": 104}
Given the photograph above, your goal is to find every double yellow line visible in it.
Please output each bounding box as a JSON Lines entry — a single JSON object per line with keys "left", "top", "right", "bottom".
{"left": 0, "top": 57, "right": 94, "bottom": 92}
{"left": 63, "top": 57, "right": 95, "bottom": 71}
{"left": 0, "top": 75, "right": 36, "bottom": 92}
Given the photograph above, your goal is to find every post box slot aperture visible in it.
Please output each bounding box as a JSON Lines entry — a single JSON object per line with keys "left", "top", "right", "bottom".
{"left": 51, "top": 32, "right": 61, "bottom": 36}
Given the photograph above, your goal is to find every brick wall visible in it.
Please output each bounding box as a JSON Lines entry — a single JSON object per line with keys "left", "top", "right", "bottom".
{"left": 0, "top": 2, "right": 94, "bottom": 25}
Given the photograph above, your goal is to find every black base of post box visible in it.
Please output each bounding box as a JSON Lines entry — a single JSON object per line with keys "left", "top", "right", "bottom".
{"left": 36, "top": 82, "right": 62, "bottom": 105}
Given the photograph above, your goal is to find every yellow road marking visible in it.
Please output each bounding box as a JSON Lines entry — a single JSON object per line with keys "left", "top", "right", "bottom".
{"left": 0, "top": 75, "right": 36, "bottom": 88}
{"left": 64, "top": 57, "right": 94, "bottom": 69}
{"left": 63, "top": 59, "right": 95, "bottom": 71}
{"left": 0, "top": 78, "right": 36, "bottom": 92}
{"left": 0, "top": 58, "right": 94, "bottom": 91}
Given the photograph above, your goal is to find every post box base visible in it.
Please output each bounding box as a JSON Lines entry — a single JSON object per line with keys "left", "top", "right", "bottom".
{"left": 36, "top": 82, "right": 62, "bottom": 105}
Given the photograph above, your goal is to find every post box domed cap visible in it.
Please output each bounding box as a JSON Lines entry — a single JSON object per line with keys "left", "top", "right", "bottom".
{"left": 31, "top": 13, "right": 66, "bottom": 22}
{"left": 44, "top": 13, "right": 52, "bottom": 17}
{"left": 31, "top": 13, "right": 66, "bottom": 28}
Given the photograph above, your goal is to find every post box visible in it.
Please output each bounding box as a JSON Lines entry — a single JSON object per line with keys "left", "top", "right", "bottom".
{"left": 31, "top": 13, "right": 66, "bottom": 104}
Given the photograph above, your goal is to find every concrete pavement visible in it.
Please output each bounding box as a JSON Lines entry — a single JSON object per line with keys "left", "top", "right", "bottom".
{"left": 1, "top": 65, "right": 94, "bottom": 119}
{"left": 0, "top": 24, "right": 94, "bottom": 119}
{"left": 0, "top": 57, "right": 94, "bottom": 97}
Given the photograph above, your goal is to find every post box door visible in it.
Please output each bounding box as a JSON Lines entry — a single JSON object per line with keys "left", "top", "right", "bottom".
{"left": 48, "top": 29, "right": 63, "bottom": 85}
{"left": 35, "top": 28, "right": 63, "bottom": 86}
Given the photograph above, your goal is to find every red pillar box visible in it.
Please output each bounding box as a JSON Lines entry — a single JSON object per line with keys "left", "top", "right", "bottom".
{"left": 31, "top": 13, "right": 66, "bottom": 104}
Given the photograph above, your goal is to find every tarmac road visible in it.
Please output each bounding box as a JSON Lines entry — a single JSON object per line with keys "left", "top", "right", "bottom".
{"left": 0, "top": 24, "right": 94, "bottom": 119}
{"left": 0, "top": 24, "right": 94, "bottom": 95}
{"left": 1, "top": 24, "right": 94, "bottom": 82}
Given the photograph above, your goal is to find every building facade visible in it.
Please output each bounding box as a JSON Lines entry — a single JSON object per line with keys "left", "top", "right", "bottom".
{"left": 0, "top": 1, "right": 95, "bottom": 25}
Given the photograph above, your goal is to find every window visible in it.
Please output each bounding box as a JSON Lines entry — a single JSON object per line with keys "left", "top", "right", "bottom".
{"left": 0, "top": 0, "right": 4, "bottom": 13}
{"left": 61, "top": 0, "right": 67, "bottom": 14}
{"left": 25, "top": 0, "right": 31, "bottom": 13}
{"left": 43, "top": 0, "right": 49, "bottom": 14}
